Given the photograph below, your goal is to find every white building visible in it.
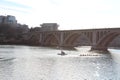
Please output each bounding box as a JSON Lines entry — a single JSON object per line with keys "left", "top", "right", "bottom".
{"left": 0, "top": 15, "right": 17, "bottom": 24}
{"left": 40, "top": 23, "right": 59, "bottom": 31}
{"left": 6, "top": 15, "right": 17, "bottom": 24}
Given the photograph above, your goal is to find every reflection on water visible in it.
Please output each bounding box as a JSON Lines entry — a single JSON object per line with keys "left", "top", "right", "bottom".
{"left": 0, "top": 45, "right": 120, "bottom": 80}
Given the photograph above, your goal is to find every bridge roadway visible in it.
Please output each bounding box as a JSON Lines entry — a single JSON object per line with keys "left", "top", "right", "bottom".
{"left": 30, "top": 28, "right": 120, "bottom": 51}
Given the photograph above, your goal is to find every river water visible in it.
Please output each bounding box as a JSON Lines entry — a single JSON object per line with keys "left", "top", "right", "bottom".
{"left": 0, "top": 45, "right": 120, "bottom": 80}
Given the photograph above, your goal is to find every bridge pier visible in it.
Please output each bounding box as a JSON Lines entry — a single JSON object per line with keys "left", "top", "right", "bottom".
{"left": 91, "top": 46, "right": 108, "bottom": 52}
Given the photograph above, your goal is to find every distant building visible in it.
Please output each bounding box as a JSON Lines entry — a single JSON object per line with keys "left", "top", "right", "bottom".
{"left": 0, "top": 15, "right": 17, "bottom": 24}
{"left": 0, "top": 16, "right": 4, "bottom": 23}
{"left": 40, "top": 23, "right": 59, "bottom": 31}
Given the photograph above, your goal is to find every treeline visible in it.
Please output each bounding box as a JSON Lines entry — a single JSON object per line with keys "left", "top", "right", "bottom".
{"left": 0, "top": 23, "right": 29, "bottom": 45}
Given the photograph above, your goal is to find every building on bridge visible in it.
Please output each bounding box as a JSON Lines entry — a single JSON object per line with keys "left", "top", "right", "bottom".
{"left": 40, "top": 23, "right": 59, "bottom": 31}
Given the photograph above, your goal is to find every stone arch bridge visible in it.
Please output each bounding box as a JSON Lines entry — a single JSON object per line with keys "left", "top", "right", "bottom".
{"left": 31, "top": 28, "right": 120, "bottom": 51}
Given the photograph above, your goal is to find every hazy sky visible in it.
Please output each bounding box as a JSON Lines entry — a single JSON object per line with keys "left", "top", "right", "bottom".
{"left": 0, "top": 0, "right": 120, "bottom": 30}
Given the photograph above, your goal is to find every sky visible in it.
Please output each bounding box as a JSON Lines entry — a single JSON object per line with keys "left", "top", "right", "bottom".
{"left": 0, "top": 0, "right": 120, "bottom": 30}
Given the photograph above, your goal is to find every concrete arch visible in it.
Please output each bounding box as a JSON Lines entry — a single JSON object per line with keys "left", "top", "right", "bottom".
{"left": 43, "top": 34, "right": 59, "bottom": 46}
{"left": 92, "top": 32, "right": 120, "bottom": 51}
{"left": 63, "top": 33, "right": 91, "bottom": 46}
{"left": 97, "top": 32, "right": 119, "bottom": 47}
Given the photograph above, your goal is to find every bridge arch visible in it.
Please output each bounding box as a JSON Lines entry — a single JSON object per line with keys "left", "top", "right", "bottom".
{"left": 63, "top": 33, "right": 91, "bottom": 47}
{"left": 92, "top": 32, "right": 120, "bottom": 51}
{"left": 98, "top": 32, "right": 119, "bottom": 46}
{"left": 43, "top": 34, "right": 59, "bottom": 46}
